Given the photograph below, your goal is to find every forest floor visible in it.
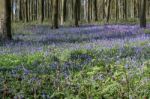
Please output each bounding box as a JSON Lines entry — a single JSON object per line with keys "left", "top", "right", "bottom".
{"left": 0, "top": 24, "right": 150, "bottom": 98}
{"left": 1, "top": 24, "right": 150, "bottom": 54}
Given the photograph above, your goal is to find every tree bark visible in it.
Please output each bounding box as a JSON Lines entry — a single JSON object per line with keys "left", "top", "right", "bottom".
{"left": 94, "top": 0, "right": 98, "bottom": 21}
{"left": 140, "top": 0, "right": 146, "bottom": 28}
{"left": 52, "top": 0, "right": 59, "bottom": 29}
{"left": 63, "top": 0, "right": 67, "bottom": 22}
{"left": 106, "top": 0, "right": 112, "bottom": 22}
{"left": 41, "top": 0, "right": 44, "bottom": 22}
{"left": 75, "top": 0, "right": 80, "bottom": 27}
{"left": 0, "top": 0, "right": 12, "bottom": 40}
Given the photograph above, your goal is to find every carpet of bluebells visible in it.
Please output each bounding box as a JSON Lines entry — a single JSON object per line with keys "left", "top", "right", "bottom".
{"left": 0, "top": 23, "right": 150, "bottom": 98}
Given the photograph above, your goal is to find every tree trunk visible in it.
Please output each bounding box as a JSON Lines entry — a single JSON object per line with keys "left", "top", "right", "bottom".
{"left": 41, "top": 0, "right": 44, "bottom": 22}
{"left": 52, "top": 0, "right": 59, "bottom": 29}
{"left": 123, "top": 0, "right": 127, "bottom": 20}
{"left": 88, "top": 0, "right": 91, "bottom": 22}
{"left": 63, "top": 0, "right": 67, "bottom": 22}
{"left": 106, "top": 0, "right": 112, "bottom": 22}
{"left": 75, "top": 0, "right": 80, "bottom": 27}
{"left": 0, "top": 0, "right": 12, "bottom": 40}
{"left": 94, "top": 0, "right": 98, "bottom": 21}
{"left": 140, "top": 0, "right": 146, "bottom": 28}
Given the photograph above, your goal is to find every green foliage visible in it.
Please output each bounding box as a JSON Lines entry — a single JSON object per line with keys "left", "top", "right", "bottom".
{"left": 0, "top": 45, "right": 150, "bottom": 98}
{"left": 144, "top": 29, "right": 150, "bottom": 34}
{"left": 0, "top": 52, "right": 44, "bottom": 68}
{"left": 0, "top": 54, "right": 22, "bottom": 68}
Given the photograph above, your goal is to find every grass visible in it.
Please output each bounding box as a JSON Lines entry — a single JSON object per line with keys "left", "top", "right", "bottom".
{"left": 0, "top": 45, "right": 150, "bottom": 98}
{"left": 144, "top": 29, "right": 150, "bottom": 34}
{"left": 0, "top": 22, "right": 150, "bottom": 98}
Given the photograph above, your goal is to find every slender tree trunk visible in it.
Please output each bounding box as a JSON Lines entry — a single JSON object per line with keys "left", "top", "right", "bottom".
{"left": 115, "top": 0, "right": 119, "bottom": 21}
{"left": 88, "top": 0, "right": 91, "bottom": 22}
{"left": 75, "top": 0, "right": 80, "bottom": 27}
{"left": 25, "top": 0, "right": 29, "bottom": 22}
{"left": 41, "top": 0, "right": 44, "bottom": 22}
{"left": 19, "top": 0, "right": 22, "bottom": 21}
{"left": 94, "top": 0, "right": 98, "bottom": 21}
{"left": 123, "top": 0, "right": 127, "bottom": 20}
{"left": 63, "top": 0, "right": 67, "bottom": 22}
{"left": 84, "top": 0, "right": 87, "bottom": 20}
{"left": 60, "top": 0, "right": 64, "bottom": 25}
{"left": 102, "top": 0, "right": 106, "bottom": 19}
{"left": 106, "top": 0, "right": 112, "bottom": 22}
{"left": 140, "top": 0, "right": 146, "bottom": 28}
{"left": 52, "top": 0, "right": 59, "bottom": 29}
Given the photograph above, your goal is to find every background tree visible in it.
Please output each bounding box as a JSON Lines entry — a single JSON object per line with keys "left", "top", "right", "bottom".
{"left": 52, "top": 0, "right": 59, "bottom": 29}
{"left": 140, "top": 0, "right": 146, "bottom": 28}
{"left": 41, "top": 0, "right": 44, "bottom": 22}
{"left": 106, "top": 0, "right": 112, "bottom": 22}
{"left": 74, "top": 0, "right": 80, "bottom": 27}
{"left": 9, "top": 0, "right": 149, "bottom": 28}
{"left": 94, "top": 0, "right": 98, "bottom": 21}
{"left": 63, "top": 0, "right": 67, "bottom": 22}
